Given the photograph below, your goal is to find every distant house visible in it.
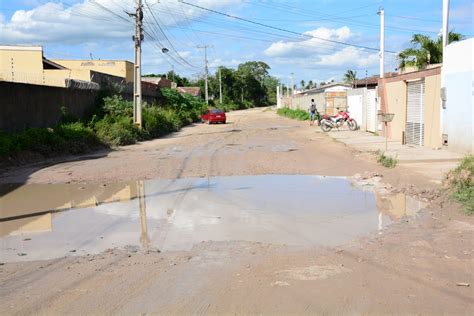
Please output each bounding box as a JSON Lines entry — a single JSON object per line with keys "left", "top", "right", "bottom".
{"left": 352, "top": 73, "right": 398, "bottom": 89}
{"left": 286, "top": 83, "right": 352, "bottom": 115}
{"left": 141, "top": 76, "right": 172, "bottom": 88}
{"left": 0, "top": 45, "right": 134, "bottom": 88}
{"left": 52, "top": 59, "right": 134, "bottom": 83}
{"left": 177, "top": 86, "right": 201, "bottom": 98}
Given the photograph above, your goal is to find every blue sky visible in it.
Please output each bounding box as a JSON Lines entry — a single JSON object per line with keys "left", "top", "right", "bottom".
{"left": 1, "top": 0, "right": 473, "bottom": 85}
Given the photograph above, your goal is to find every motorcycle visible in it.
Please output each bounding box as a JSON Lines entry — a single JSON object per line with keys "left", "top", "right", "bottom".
{"left": 320, "top": 110, "right": 358, "bottom": 132}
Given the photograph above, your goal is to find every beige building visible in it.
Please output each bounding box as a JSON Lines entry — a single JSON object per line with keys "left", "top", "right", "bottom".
{"left": 0, "top": 45, "right": 134, "bottom": 87}
{"left": 52, "top": 59, "right": 134, "bottom": 83}
{"left": 378, "top": 66, "right": 442, "bottom": 148}
{"left": 0, "top": 45, "right": 74, "bottom": 87}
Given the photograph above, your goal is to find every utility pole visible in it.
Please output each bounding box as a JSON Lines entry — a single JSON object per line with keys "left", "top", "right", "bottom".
{"left": 171, "top": 64, "right": 174, "bottom": 83}
{"left": 290, "top": 73, "right": 295, "bottom": 95}
{"left": 365, "top": 70, "right": 368, "bottom": 88}
{"left": 442, "top": 0, "right": 450, "bottom": 48}
{"left": 197, "top": 45, "right": 210, "bottom": 104}
{"left": 132, "top": 0, "right": 144, "bottom": 128}
{"left": 219, "top": 67, "right": 223, "bottom": 104}
{"left": 378, "top": 7, "right": 385, "bottom": 78}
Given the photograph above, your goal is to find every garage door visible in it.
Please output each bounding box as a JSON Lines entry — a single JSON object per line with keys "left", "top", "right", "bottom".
{"left": 366, "top": 89, "right": 377, "bottom": 133}
{"left": 406, "top": 80, "right": 425, "bottom": 146}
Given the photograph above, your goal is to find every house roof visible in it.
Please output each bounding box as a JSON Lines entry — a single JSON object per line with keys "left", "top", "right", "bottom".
{"left": 141, "top": 76, "right": 172, "bottom": 88}
{"left": 42, "top": 57, "right": 68, "bottom": 70}
{"left": 177, "top": 86, "right": 201, "bottom": 97}
{"left": 299, "top": 83, "right": 351, "bottom": 95}
{"left": 353, "top": 72, "right": 399, "bottom": 88}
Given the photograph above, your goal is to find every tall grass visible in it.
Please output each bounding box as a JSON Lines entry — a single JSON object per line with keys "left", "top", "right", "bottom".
{"left": 277, "top": 108, "right": 310, "bottom": 121}
{"left": 446, "top": 155, "right": 473, "bottom": 214}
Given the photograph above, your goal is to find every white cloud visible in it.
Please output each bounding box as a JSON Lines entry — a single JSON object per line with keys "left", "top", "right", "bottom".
{"left": 264, "top": 26, "right": 379, "bottom": 70}
{"left": 264, "top": 26, "right": 354, "bottom": 57}
{"left": 0, "top": 0, "right": 243, "bottom": 45}
{"left": 316, "top": 46, "right": 379, "bottom": 67}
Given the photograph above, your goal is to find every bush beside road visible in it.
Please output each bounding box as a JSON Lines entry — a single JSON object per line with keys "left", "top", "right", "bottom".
{"left": 0, "top": 89, "right": 207, "bottom": 162}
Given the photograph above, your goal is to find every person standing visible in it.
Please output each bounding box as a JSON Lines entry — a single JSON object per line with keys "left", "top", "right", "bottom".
{"left": 308, "top": 99, "right": 318, "bottom": 126}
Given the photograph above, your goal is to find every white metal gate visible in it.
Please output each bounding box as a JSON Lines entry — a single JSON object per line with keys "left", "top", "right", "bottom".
{"left": 406, "top": 80, "right": 425, "bottom": 146}
{"left": 366, "top": 89, "right": 377, "bottom": 133}
{"left": 348, "top": 95, "right": 363, "bottom": 127}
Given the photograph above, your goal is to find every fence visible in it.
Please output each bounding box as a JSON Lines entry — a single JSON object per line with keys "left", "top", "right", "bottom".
{"left": 0, "top": 81, "right": 100, "bottom": 132}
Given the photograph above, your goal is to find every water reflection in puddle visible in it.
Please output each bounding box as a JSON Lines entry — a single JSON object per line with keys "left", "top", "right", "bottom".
{"left": 0, "top": 175, "right": 426, "bottom": 262}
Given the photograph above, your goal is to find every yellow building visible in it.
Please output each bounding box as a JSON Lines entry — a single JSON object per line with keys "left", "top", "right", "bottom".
{"left": 51, "top": 59, "right": 134, "bottom": 83}
{"left": 0, "top": 45, "right": 134, "bottom": 87}
{"left": 0, "top": 45, "right": 73, "bottom": 87}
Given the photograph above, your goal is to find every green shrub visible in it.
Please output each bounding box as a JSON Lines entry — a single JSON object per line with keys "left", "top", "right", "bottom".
{"left": 102, "top": 95, "right": 133, "bottom": 117}
{"left": 94, "top": 115, "right": 141, "bottom": 146}
{"left": 376, "top": 150, "right": 398, "bottom": 168}
{"left": 446, "top": 155, "right": 474, "bottom": 214}
{"left": 277, "top": 108, "right": 310, "bottom": 121}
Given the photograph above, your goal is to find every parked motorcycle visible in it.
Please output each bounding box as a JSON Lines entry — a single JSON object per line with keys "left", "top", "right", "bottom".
{"left": 320, "top": 111, "right": 358, "bottom": 132}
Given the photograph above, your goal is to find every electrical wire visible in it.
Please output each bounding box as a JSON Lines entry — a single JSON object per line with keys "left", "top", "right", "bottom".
{"left": 180, "top": 1, "right": 395, "bottom": 53}
{"left": 144, "top": 0, "right": 198, "bottom": 68}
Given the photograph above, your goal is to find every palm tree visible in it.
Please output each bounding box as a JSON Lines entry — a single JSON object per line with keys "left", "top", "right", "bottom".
{"left": 307, "top": 80, "right": 314, "bottom": 89}
{"left": 343, "top": 70, "right": 357, "bottom": 86}
{"left": 398, "top": 31, "right": 463, "bottom": 70}
{"left": 300, "top": 80, "right": 305, "bottom": 89}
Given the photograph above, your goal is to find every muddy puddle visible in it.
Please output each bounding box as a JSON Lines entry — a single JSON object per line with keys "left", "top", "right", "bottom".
{"left": 0, "top": 175, "right": 426, "bottom": 262}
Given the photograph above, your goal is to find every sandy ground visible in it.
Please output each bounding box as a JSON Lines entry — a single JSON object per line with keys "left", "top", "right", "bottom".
{"left": 0, "top": 108, "right": 473, "bottom": 315}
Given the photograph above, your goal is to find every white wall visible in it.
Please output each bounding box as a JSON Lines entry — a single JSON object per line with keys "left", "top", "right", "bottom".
{"left": 443, "top": 38, "right": 474, "bottom": 153}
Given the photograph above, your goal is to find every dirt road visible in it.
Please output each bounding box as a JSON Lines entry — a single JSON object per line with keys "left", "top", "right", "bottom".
{"left": 1, "top": 108, "right": 473, "bottom": 315}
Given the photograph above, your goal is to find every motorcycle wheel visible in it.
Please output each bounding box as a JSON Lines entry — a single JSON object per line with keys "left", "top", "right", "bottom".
{"left": 348, "top": 120, "right": 358, "bottom": 131}
{"left": 320, "top": 120, "right": 332, "bottom": 132}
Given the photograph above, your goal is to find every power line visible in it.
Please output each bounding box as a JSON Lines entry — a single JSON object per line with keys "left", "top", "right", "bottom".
{"left": 180, "top": 1, "right": 397, "bottom": 54}
{"left": 144, "top": 0, "right": 198, "bottom": 68}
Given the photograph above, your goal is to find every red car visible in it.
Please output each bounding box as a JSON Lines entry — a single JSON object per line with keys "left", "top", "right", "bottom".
{"left": 201, "top": 109, "right": 226, "bottom": 124}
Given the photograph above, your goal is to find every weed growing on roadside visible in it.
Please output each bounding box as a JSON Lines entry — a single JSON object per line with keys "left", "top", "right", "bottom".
{"left": 376, "top": 150, "right": 397, "bottom": 168}
{"left": 277, "top": 108, "right": 310, "bottom": 121}
{"left": 446, "top": 155, "right": 473, "bottom": 214}
{"left": 0, "top": 90, "right": 209, "bottom": 160}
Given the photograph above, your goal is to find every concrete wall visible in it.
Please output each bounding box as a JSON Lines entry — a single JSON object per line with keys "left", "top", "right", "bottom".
{"left": 383, "top": 81, "right": 407, "bottom": 142}
{"left": 0, "top": 81, "right": 99, "bottom": 132}
{"left": 443, "top": 38, "right": 474, "bottom": 153}
{"left": 424, "top": 75, "right": 442, "bottom": 148}
{"left": 288, "top": 93, "right": 326, "bottom": 113}
{"left": 52, "top": 60, "right": 134, "bottom": 83}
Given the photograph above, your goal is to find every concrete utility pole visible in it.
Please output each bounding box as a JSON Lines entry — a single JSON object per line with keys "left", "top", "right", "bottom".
{"left": 442, "top": 0, "right": 450, "bottom": 48}
{"left": 219, "top": 67, "right": 223, "bottom": 104}
{"left": 378, "top": 7, "right": 385, "bottom": 78}
{"left": 197, "top": 45, "right": 210, "bottom": 104}
{"left": 290, "top": 72, "right": 295, "bottom": 95}
{"left": 132, "top": 0, "right": 144, "bottom": 128}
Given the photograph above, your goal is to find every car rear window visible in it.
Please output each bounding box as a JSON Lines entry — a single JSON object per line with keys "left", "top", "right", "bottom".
{"left": 211, "top": 109, "right": 224, "bottom": 114}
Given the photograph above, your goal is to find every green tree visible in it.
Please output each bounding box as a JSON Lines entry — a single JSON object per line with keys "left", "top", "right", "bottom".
{"left": 343, "top": 70, "right": 357, "bottom": 85}
{"left": 398, "top": 31, "right": 463, "bottom": 70}
{"left": 307, "top": 80, "right": 314, "bottom": 89}
{"left": 300, "top": 80, "right": 305, "bottom": 89}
